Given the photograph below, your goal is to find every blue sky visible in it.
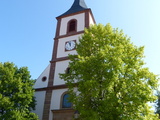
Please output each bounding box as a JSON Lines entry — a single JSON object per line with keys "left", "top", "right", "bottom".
{"left": 0, "top": 0, "right": 160, "bottom": 79}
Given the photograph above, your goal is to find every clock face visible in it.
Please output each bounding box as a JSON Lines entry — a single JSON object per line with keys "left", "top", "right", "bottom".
{"left": 65, "top": 40, "right": 76, "bottom": 51}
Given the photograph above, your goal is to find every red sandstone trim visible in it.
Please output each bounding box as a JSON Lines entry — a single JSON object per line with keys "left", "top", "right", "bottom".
{"left": 56, "top": 9, "right": 91, "bottom": 19}
{"left": 54, "top": 30, "right": 84, "bottom": 39}
{"left": 35, "top": 84, "right": 68, "bottom": 91}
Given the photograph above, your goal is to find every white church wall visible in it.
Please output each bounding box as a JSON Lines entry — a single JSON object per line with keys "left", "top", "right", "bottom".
{"left": 89, "top": 13, "right": 95, "bottom": 25}
{"left": 34, "top": 64, "right": 50, "bottom": 89}
{"left": 33, "top": 91, "right": 46, "bottom": 120}
{"left": 60, "top": 13, "right": 85, "bottom": 35}
{"left": 49, "top": 88, "right": 68, "bottom": 120}
{"left": 53, "top": 60, "right": 70, "bottom": 86}
{"left": 50, "top": 89, "right": 68, "bottom": 109}
{"left": 56, "top": 34, "right": 82, "bottom": 58}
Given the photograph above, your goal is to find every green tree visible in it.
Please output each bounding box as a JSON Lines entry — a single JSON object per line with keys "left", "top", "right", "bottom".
{"left": 155, "top": 91, "right": 160, "bottom": 118}
{"left": 60, "top": 24, "right": 159, "bottom": 120}
{"left": 0, "top": 62, "right": 38, "bottom": 120}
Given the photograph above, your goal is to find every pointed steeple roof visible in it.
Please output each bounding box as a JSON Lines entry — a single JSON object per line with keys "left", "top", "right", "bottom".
{"left": 58, "top": 0, "right": 89, "bottom": 17}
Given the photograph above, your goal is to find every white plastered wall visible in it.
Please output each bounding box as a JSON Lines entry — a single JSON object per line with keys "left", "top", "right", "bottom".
{"left": 33, "top": 91, "right": 46, "bottom": 120}
{"left": 56, "top": 34, "right": 81, "bottom": 58}
{"left": 34, "top": 64, "right": 50, "bottom": 89}
{"left": 59, "top": 13, "right": 85, "bottom": 35}
{"left": 53, "top": 60, "right": 70, "bottom": 86}
{"left": 49, "top": 88, "right": 68, "bottom": 120}
{"left": 89, "top": 12, "right": 95, "bottom": 25}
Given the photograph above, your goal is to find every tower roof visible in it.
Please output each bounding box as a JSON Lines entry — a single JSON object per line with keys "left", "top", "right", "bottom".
{"left": 58, "top": 0, "right": 89, "bottom": 17}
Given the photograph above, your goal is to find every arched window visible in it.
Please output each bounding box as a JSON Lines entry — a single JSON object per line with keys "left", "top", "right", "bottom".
{"left": 66, "top": 67, "right": 70, "bottom": 74}
{"left": 62, "top": 93, "right": 72, "bottom": 108}
{"left": 68, "top": 19, "right": 77, "bottom": 33}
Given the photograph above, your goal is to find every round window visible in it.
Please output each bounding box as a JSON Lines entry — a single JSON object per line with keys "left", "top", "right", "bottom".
{"left": 42, "top": 76, "right": 47, "bottom": 82}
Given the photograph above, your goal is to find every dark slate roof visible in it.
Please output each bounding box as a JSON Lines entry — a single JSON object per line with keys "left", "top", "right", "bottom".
{"left": 58, "top": 0, "right": 89, "bottom": 17}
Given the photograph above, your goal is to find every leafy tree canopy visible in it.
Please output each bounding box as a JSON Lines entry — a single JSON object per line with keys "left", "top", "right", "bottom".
{"left": 155, "top": 90, "right": 160, "bottom": 117}
{"left": 60, "top": 24, "right": 159, "bottom": 120}
{"left": 0, "top": 62, "right": 38, "bottom": 120}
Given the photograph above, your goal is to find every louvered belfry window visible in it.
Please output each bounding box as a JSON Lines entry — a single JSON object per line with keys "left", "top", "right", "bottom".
{"left": 68, "top": 19, "right": 77, "bottom": 32}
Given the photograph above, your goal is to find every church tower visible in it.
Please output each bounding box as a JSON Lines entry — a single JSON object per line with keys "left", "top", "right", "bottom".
{"left": 34, "top": 0, "right": 96, "bottom": 120}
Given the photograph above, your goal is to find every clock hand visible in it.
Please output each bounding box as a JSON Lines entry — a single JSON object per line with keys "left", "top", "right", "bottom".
{"left": 69, "top": 42, "right": 71, "bottom": 46}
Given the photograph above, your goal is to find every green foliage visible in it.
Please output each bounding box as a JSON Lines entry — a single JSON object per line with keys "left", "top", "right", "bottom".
{"left": 0, "top": 62, "right": 38, "bottom": 120}
{"left": 60, "top": 24, "right": 159, "bottom": 120}
{"left": 155, "top": 91, "right": 160, "bottom": 117}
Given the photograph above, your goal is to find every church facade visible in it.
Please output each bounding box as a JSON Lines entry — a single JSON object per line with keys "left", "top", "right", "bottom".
{"left": 33, "top": 0, "right": 96, "bottom": 120}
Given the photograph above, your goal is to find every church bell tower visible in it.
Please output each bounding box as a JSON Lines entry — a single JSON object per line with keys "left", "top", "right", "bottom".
{"left": 34, "top": 0, "right": 96, "bottom": 120}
